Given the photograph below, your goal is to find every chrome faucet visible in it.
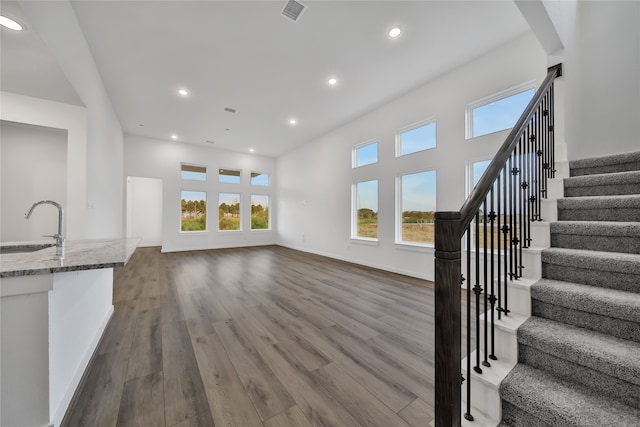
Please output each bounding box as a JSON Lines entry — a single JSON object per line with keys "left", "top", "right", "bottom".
{"left": 25, "top": 200, "right": 65, "bottom": 251}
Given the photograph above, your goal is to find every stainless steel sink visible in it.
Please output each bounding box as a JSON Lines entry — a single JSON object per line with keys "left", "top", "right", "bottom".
{"left": 0, "top": 244, "right": 55, "bottom": 254}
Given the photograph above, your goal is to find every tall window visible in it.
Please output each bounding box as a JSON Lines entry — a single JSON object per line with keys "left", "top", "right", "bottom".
{"left": 396, "top": 119, "right": 436, "bottom": 156}
{"left": 218, "top": 193, "right": 241, "bottom": 231}
{"left": 467, "top": 83, "right": 535, "bottom": 138}
{"left": 181, "top": 164, "right": 206, "bottom": 181}
{"left": 219, "top": 168, "right": 241, "bottom": 184}
{"left": 353, "top": 180, "right": 378, "bottom": 240}
{"left": 251, "top": 195, "right": 270, "bottom": 230}
{"left": 353, "top": 141, "right": 378, "bottom": 167}
{"left": 181, "top": 190, "right": 206, "bottom": 232}
{"left": 398, "top": 170, "right": 436, "bottom": 245}
{"left": 251, "top": 172, "right": 270, "bottom": 186}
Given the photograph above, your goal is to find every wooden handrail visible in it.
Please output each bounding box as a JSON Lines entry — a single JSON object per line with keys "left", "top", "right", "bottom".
{"left": 459, "top": 64, "right": 562, "bottom": 233}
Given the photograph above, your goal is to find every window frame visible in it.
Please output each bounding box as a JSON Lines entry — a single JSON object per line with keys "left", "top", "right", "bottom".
{"left": 180, "top": 190, "right": 208, "bottom": 233}
{"left": 352, "top": 139, "right": 379, "bottom": 168}
{"left": 251, "top": 172, "right": 271, "bottom": 186}
{"left": 465, "top": 80, "right": 536, "bottom": 139}
{"left": 218, "top": 168, "right": 242, "bottom": 184}
{"left": 180, "top": 163, "right": 207, "bottom": 181}
{"left": 250, "top": 194, "right": 271, "bottom": 231}
{"left": 351, "top": 179, "right": 379, "bottom": 242}
{"left": 395, "top": 117, "right": 437, "bottom": 157}
{"left": 218, "top": 192, "right": 242, "bottom": 232}
{"left": 395, "top": 168, "right": 437, "bottom": 247}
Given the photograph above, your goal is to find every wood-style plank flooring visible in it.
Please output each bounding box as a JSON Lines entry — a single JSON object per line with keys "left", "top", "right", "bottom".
{"left": 63, "top": 245, "right": 466, "bottom": 427}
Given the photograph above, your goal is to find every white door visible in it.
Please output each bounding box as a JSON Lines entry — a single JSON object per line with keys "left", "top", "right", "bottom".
{"left": 126, "top": 176, "right": 163, "bottom": 247}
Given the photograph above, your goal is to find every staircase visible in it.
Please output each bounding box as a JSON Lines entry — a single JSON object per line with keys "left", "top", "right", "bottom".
{"left": 499, "top": 151, "right": 640, "bottom": 426}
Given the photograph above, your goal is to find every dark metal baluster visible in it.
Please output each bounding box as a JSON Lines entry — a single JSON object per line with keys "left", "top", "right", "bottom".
{"left": 550, "top": 85, "right": 556, "bottom": 179}
{"left": 465, "top": 227, "right": 474, "bottom": 422}
{"left": 501, "top": 165, "right": 509, "bottom": 318}
{"left": 482, "top": 200, "right": 490, "bottom": 368}
{"left": 489, "top": 188, "right": 497, "bottom": 361}
{"left": 518, "top": 137, "right": 524, "bottom": 277}
{"left": 497, "top": 171, "right": 503, "bottom": 320}
{"left": 474, "top": 212, "right": 483, "bottom": 374}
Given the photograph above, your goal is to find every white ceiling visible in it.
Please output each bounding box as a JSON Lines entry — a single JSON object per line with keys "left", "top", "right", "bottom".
{"left": 0, "top": 1, "right": 83, "bottom": 106}
{"left": 2, "top": 1, "right": 532, "bottom": 157}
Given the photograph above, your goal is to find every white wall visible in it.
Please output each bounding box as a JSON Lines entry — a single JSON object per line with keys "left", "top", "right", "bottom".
{"left": 276, "top": 34, "right": 546, "bottom": 280}
{"left": 124, "top": 135, "right": 277, "bottom": 252}
{"left": 542, "top": 0, "right": 640, "bottom": 160}
{"left": 19, "top": 0, "right": 125, "bottom": 239}
{"left": 1, "top": 121, "right": 67, "bottom": 242}
{"left": 0, "top": 92, "right": 87, "bottom": 240}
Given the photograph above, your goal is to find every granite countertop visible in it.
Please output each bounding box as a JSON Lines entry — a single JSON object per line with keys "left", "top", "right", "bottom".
{"left": 0, "top": 238, "right": 140, "bottom": 277}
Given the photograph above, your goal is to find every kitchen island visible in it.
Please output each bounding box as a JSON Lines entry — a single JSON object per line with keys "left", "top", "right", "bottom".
{"left": 0, "top": 239, "right": 138, "bottom": 427}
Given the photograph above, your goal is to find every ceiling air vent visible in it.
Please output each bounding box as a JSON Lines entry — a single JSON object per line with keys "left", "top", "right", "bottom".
{"left": 205, "top": 140, "right": 215, "bottom": 144}
{"left": 224, "top": 107, "right": 237, "bottom": 113}
{"left": 282, "top": 0, "right": 306, "bottom": 22}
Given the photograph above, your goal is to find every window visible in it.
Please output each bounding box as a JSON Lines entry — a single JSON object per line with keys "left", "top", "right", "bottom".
{"left": 397, "top": 170, "right": 436, "bottom": 245}
{"left": 219, "top": 168, "right": 241, "bottom": 184}
{"left": 353, "top": 141, "right": 378, "bottom": 167}
{"left": 219, "top": 193, "right": 241, "bottom": 231}
{"left": 352, "top": 180, "right": 378, "bottom": 240}
{"left": 181, "top": 190, "right": 206, "bottom": 232}
{"left": 251, "top": 195, "right": 270, "bottom": 230}
{"left": 467, "top": 83, "right": 535, "bottom": 138}
{"left": 397, "top": 119, "right": 436, "bottom": 156}
{"left": 471, "top": 159, "right": 491, "bottom": 190}
{"left": 251, "top": 172, "right": 270, "bottom": 186}
{"left": 181, "top": 164, "right": 206, "bottom": 181}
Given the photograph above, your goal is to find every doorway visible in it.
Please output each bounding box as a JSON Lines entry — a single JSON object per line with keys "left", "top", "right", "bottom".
{"left": 126, "top": 176, "right": 163, "bottom": 247}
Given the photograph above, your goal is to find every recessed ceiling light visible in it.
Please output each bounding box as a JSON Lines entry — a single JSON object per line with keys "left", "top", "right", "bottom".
{"left": 249, "top": 148, "right": 255, "bottom": 153}
{"left": 0, "top": 15, "right": 23, "bottom": 31}
{"left": 328, "top": 77, "right": 337, "bottom": 86}
{"left": 388, "top": 27, "right": 401, "bottom": 38}
{"left": 171, "top": 134, "right": 178, "bottom": 140}
{"left": 289, "top": 118, "right": 297, "bottom": 125}
{"left": 178, "top": 89, "right": 189, "bottom": 96}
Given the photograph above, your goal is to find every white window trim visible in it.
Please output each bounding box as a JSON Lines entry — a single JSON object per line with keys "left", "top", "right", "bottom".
{"left": 352, "top": 139, "right": 379, "bottom": 168}
{"left": 395, "top": 116, "right": 436, "bottom": 157}
{"left": 466, "top": 155, "right": 493, "bottom": 198}
{"left": 465, "top": 80, "right": 536, "bottom": 140}
{"left": 179, "top": 189, "right": 208, "bottom": 233}
{"left": 218, "top": 167, "right": 242, "bottom": 184}
{"left": 180, "top": 162, "right": 208, "bottom": 181}
{"left": 218, "top": 192, "right": 242, "bottom": 232}
{"left": 351, "top": 180, "right": 379, "bottom": 241}
{"left": 395, "top": 168, "right": 436, "bottom": 248}
{"left": 250, "top": 194, "right": 272, "bottom": 231}
{"left": 251, "top": 171, "right": 271, "bottom": 186}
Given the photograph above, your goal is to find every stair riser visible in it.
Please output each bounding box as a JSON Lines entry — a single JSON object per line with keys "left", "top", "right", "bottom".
{"left": 551, "top": 233, "right": 640, "bottom": 254}
{"left": 478, "top": 323, "right": 519, "bottom": 363}
{"left": 518, "top": 344, "right": 640, "bottom": 410}
{"left": 565, "top": 183, "right": 640, "bottom": 197}
{"left": 558, "top": 207, "right": 640, "bottom": 222}
{"left": 570, "top": 161, "right": 640, "bottom": 177}
{"left": 461, "top": 372, "right": 502, "bottom": 418}
{"left": 500, "top": 401, "right": 551, "bottom": 427}
{"left": 542, "top": 263, "right": 639, "bottom": 293}
{"left": 532, "top": 300, "right": 640, "bottom": 343}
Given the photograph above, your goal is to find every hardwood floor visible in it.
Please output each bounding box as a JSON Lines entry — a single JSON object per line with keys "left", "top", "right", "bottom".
{"left": 63, "top": 245, "right": 462, "bottom": 427}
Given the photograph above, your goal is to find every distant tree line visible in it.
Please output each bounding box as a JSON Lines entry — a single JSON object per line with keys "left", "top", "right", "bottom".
{"left": 181, "top": 199, "right": 206, "bottom": 218}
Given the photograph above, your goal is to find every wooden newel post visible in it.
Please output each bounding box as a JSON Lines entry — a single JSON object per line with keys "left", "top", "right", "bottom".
{"left": 434, "top": 211, "right": 462, "bottom": 427}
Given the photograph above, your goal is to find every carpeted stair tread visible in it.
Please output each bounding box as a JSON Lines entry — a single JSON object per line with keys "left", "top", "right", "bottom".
{"left": 542, "top": 247, "right": 640, "bottom": 276}
{"left": 564, "top": 170, "right": 640, "bottom": 196}
{"left": 518, "top": 317, "right": 640, "bottom": 387}
{"left": 500, "top": 364, "right": 640, "bottom": 426}
{"left": 570, "top": 151, "right": 640, "bottom": 177}
{"left": 557, "top": 194, "right": 640, "bottom": 222}
{"left": 532, "top": 279, "right": 640, "bottom": 324}
{"left": 550, "top": 221, "right": 640, "bottom": 254}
